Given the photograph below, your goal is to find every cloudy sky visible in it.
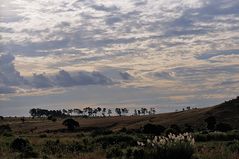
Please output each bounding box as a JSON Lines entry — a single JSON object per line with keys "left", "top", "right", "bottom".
{"left": 0, "top": 0, "right": 239, "bottom": 116}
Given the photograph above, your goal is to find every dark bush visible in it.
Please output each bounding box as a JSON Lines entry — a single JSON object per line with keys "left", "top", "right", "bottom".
{"left": 42, "top": 140, "right": 65, "bottom": 155}
{"left": 91, "top": 129, "right": 113, "bottom": 137}
{"left": 164, "top": 125, "right": 182, "bottom": 136}
{"left": 215, "top": 122, "right": 233, "bottom": 132}
{"left": 3, "top": 132, "right": 13, "bottom": 137}
{"left": 10, "top": 138, "right": 38, "bottom": 158}
{"left": 170, "top": 124, "right": 181, "bottom": 134}
{"left": 133, "top": 149, "right": 145, "bottom": 159}
{"left": 194, "top": 131, "right": 239, "bottom": 142}
{"left": 10, "top": 138, "right": 31, "bottom": 152}
{"left": 204, "top": 116, "right": 216, "bottom": 131}
{"left": 95, "top": 134, "right": 137, "bottom": 149}
{"left": 106, "top": 147, "right": 123, "bottom": 159}
{"left": 126, "top": 148, "right": 133, "bottom": 158}
{"left": 143, "top": 123, "right": 166, "bottom": 135}
{"left": 67, "top": 141, "right": 84, "bottom": 153}
{"left": 39, "top": 134, "right": 47, "bottom": 138}
{"left": 165, "top": 128, "right": 176, "bottom": 136}
{"left": 227, "top": 140, "right": 239, "bottom": 153}
{"left": 0, "top": 124, "right": 11, "bottom": 134}
{"left": 119, "top": 127, "right": 127, "bottom": 133}
{"left": 183, "top": 124, "right": 194, "bottom": 133}
{"left": 47, "top": 115, "right": 57, "bottom": 122}
{"left": 42, "top": 139, "right": 90, "bottom": 155}
{"left": 62, "top": 118, "right": 79, "bottom": 130}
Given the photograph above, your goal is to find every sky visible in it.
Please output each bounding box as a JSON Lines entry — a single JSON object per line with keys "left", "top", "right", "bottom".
{"left": 0, "top": 0, "right": 239, "bottom": 116}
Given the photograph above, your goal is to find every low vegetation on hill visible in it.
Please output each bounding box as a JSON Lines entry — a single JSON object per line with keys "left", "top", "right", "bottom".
{"left": 0, "top": 97, "right": 239, "bottom": 158}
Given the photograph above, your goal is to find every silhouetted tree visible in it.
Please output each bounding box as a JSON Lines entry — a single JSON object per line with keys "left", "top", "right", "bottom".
{"left": 102, "top": 108, "right": 106, "bottom": 117}
{"left": 62, "top": 118, "right": 79, "bottom": 130}
{"left": 73, "top": 109, "right": 83, "bottom": 116}
{"left": 150, "top": 108, "right": 156, "bottom": 114}
{"left": 107, "top": 109, "right": 112, "bottom": 116}
{"left": 141, "top": 108, "right": 148, "bottom": 115}
{"left": 137, "top": 110, "right": 141, "bottom": 116}
{"left": 62, "top": 109, "right": 67, "bottom": 115}
{"left": 121, "top": 108, "right": 129, "bottom": 116}
{"left": 115, "top": 108, "right": 122, "bottom": 116}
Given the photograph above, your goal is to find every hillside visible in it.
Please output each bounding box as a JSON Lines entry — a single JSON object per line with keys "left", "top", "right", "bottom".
{"left": 1, "top": 97, "right": 239, "bottom": 133}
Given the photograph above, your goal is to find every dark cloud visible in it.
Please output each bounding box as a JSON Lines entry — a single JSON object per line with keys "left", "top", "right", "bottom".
{"left": 172, "top": 65, "right": 239, "bottom": 84}
{"left": 0, "top": 54, "right": 27, "bottom": 86}
{"left": 0, "top": 38, "right": 69, "bottom": 57}
{"left": 119, "top": 72, "right": 133, "bottom": 80}
{"left": 105, "top": 16, "right": 122, "bottom": 25}
{"left": 196, "top": 49, "right": 239, "bottom": 60}
{"left": 32, "top": 73, "right": 53, "bottom": 88}
{"left": 0, "top": 27, "right": 14, "bottom": 33}
{"left": 32, "top": 70, "right": 114, "bottom": 88}
{"left": 0, "top": 1, "right": 25, "bottom": 23}
{"left": 0, "top": 54, "right": 115, "bottom": 94}
{"left": 132, "top": 0, "right": 148, "bottom": 6}
{"left": 0, "top": 86, "right": 16, "bottom": 94}
{"left": 54, "top": 70, "right": 76, "bottom": 87}
{"left": 55, "top": 21, "right": 71, "bottom": 28}
{"left": 75, "top": 71, "right": 113, "bottom": 85}
{"left": 154, "top": 71, "right": 174, "bottom": 80}
{"left": 165, "top": 0, "right": 239, "bottom": 37}
{"left": 91, "top": 4, "right": 119, "bottom": 12}
{"left": 220, "top": 80, "right": 239, "bottom": 86}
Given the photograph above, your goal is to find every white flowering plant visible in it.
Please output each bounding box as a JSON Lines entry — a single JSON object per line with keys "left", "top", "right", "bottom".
{"left": 137, "top": 133, "right": 195, "bottom": 159}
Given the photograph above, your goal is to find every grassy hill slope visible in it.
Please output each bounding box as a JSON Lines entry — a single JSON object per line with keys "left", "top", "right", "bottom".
{"left": 1, "top": 97, "right": 239, "bottom": 133}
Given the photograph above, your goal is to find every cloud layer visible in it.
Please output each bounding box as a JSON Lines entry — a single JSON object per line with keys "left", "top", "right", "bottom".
{"left": 0, "top": 0, "right": 239, "bottom": 112}
{"left": 0, "top": 54, "right": 115, "bottom": 94}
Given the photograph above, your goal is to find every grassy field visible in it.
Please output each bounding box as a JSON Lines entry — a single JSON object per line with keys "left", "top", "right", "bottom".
{"left": 0, "top": 97, "right": 239, "bottom": 158}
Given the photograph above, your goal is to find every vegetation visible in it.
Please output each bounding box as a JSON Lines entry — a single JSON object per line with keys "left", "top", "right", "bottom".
{"left": 29, "top": 107, "right": 157, "bottom": 118}
{"left": 62, "top": 118, "right": 80, "bottom": 130}
{"left": 0, "top": 97, "right": 239, "bottom": 158}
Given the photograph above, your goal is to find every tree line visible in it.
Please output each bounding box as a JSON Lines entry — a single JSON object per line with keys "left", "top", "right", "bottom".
{"left": 29, "top": 107, "right": 156, "bottom": 118}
